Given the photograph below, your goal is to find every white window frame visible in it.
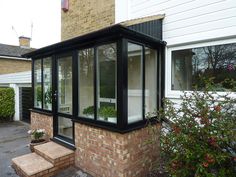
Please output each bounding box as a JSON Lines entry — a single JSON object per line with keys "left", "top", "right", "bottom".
{"left": 165, "top": 38, "right": 236, "bottom": 99}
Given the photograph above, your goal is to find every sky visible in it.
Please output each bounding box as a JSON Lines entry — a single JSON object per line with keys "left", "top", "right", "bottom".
{"left": 0, "top": 0, "right": 61, "bottom": 49}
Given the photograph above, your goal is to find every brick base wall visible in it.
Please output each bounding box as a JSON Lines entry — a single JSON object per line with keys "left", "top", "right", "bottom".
{"left": 75, "top": 123, "right": 160, "bottom": 177}
{"left": 31, "top": 111, "right": 53, "bottom": 139}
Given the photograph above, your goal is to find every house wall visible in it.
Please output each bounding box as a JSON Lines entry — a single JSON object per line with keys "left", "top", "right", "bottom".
{"left": 0, "top": 58, "right": 31, "bottom": 74}
{"left": 115, "top": 0, "right": 236, "bottom": 101}
{"left": 116, "top": 0, "right": 236, "bottom": 46}
{"left": 75, "top": 122, "right": 160, "bottom": 177}
{"left": 61, "top": 0, "right": 115, "bottom": 41}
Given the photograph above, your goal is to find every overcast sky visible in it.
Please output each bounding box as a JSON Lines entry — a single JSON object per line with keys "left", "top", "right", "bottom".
{"left": 0, "top": 0, "right": 61, "bottom": 49}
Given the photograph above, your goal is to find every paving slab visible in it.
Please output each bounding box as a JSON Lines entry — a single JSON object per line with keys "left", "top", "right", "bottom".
{"left": 12, "top": 153, "right": 53, "bottom": 176}
{"left": 34, "top": 141, "right": 74, "bottom": 160}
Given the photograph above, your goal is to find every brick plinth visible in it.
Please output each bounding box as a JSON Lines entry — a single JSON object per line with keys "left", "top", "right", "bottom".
{"left": 30, "top": 111, "right": 53, "bottom": 139}
{"left": 75, "top": 123, "right": 161, "bottom": 177}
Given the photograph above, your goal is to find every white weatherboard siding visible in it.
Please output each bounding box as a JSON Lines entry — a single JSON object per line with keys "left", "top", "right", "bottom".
{"left": 0, "top": 71, "right": 31, "bottom": 121}
{"left": 0, "top": 71, "right": 31, "bottom": 84}
{"left": 116, "top": 0, "right": 236, "bottom": 46}
{"left": 116, "top": 0, "right": 236, "bottom": 101}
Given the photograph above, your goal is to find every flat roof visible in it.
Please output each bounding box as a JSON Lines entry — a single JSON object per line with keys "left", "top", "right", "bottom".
{"left": 23, "top": 24, "right": 165, "bottom": 59}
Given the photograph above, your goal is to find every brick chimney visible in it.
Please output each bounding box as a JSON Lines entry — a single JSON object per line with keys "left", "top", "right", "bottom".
{"left": 19, "top": 36, "right": 31, "bottom": 48}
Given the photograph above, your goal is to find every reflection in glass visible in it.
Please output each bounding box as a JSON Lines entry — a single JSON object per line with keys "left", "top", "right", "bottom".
{"left": 97, "top": 43, "right": 117, "bottom": 123}
{"left": 43, "top": 58, "right": 52, "bottom": 110}
{"left": 58, "top": 56, "right": 73, "bottom": 114}
{"left": 145, "top": 48, "right": 157, "bottom": 117}
{"left": 128, "top": 43, "right": 143, "bottom": 123}
{"left": 34, "top": 59, "right": 42, "bottom": 108}
{"left": 58, "top": 116, "right": 73, "bottom": 139}
{"left": 172, "top": 43, "right": 236, "bottom": 91}
{"left": 79, "top": 48, "right": 94, "bottom": 118}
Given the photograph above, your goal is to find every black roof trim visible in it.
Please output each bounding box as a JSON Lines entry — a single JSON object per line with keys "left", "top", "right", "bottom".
{"left": 23, "top": 24, "right": 166, "bottom": 58}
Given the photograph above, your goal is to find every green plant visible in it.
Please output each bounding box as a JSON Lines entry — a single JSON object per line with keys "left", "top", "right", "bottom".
{"left": 155, "top": 78, "right": 236, "bottom": 177}
{"left": 99, "top": 106, "right": 116, "bottom": 118}
{"left": 36, "top": 86, "right": 42, "bottom": 102}
{"left": 28, "top": 129, "right": 46, "bottom": 141}
{"left": 44, "top": 86, "right": 52, "bottom": 104}
{"left": 0, "top": 88, "right": 15, "bottom": 121}
{"left": 83, "top": 106, "right": 94, "bottom": 115}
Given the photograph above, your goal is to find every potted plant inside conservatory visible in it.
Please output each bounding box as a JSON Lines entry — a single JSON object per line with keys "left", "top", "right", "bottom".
{"left": 36, "top": 86, "right": 42, "bottom": 107}
{"left": 28, "top": 129, "right": 47, "bottom": 152}
{"left": 99, "top": 106, "right": 117, "bottom": 123}
{"left": 82, "top": 106, "right": 94, "bottom": 118}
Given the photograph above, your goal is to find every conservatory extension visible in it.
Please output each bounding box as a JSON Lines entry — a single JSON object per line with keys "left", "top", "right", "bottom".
{"left": 24, "top": 24, "right": 165, "bottom": 176}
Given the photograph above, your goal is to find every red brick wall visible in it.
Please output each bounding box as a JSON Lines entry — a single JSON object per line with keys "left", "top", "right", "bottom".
{"left": 31, "top": 111, "right": 53, "bottom": 139}
{"left": 74, "top": 123, "right": 161, "bottom": 177}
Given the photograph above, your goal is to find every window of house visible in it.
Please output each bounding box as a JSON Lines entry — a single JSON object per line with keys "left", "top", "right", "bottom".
{"left": 172, "top": 43, "right": 236, "bottom": 91}
{"left": 97, "top": 43, "right": 117, "bottom": 123}
{"left": 128, "top": 43, "right": 143, "bottom": 123}
{"left": 34, "top": 59, "right": 42, "bottom": 108}
{"left": 145, "top": 47, "right": 157, "bottom": 117}
{"left": 43, "top": 58, "right": 52, "bottom": 110}
{"left": 33, "top": 57, "right": 52, "bottom": 110}
{"left": 78, "top": 48, "right": 94, "bottom": 119}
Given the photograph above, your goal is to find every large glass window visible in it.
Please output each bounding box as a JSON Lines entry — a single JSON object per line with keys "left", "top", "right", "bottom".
{"left": 58, "top": 56, "right": 73, "bottom": 114}
{"left": 78, "top": 48, "right": 94, "bottom": 118}
{"left": 145, "top": 48, "right": 157, "bottom": 117}
{"left": 128, "top": 43, "right": 143, "bottom": 123}
{"left": 34, "top": 59, "right": 42, "bottom": 108}
{"left": 172, "top": 43, "right": 236, "bottom": 91}
{"left": 43, "top": 58, "right": 52, "bottom": 110}
{"left": 97, "top": 43, "right": 117, "bottom": 123}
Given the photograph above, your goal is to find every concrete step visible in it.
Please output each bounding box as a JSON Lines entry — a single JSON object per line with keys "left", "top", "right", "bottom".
{"left": 12, "top": 153, "right": 54, "bottom": 177}
{"left": 12, "top": 142, "right": 75, "bottom": 177}
{"left": 34, "top": 141, "right": 74, "bottom": 167}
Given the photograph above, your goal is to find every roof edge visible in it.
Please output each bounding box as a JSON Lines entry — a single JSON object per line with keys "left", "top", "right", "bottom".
{"left": 120, "top": 14, "right": 165, "bottom": 27}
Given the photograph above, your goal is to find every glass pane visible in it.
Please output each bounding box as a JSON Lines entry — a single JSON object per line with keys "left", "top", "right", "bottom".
{"left": 128, "top": 43, "right": 143, "bottom": 123}
{"left": 172, "top": 43, "right": 236, "bottom": 91}
{"left": 43, "top": 58, "right": 52, "bottom": 110}
{"left": 145, "top": 48, "right": 157, "bottom": 117}
{"left": 34, "top": 59, "right": 42, "bottom": 108}
{"left": 78, "top": 48, "right": 94, "bottom": 118}
{"left": 97, "top": 43, "right": 117, "bottom": 123}
{"left": 58, "top": 56, "right": 73, "bottom": 114}
{"left": 58, "top": 116, "right": 73, "bottom": 139}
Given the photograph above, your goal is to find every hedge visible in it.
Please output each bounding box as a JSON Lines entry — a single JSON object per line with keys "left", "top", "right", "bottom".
{"left": 0, "top": 88, "right": 15, "bottom": 121}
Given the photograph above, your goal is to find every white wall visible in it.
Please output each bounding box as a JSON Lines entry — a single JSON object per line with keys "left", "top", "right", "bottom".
{"left": 116, "top": 0, "right": 236, "bottom": 46}
{"left": 116, "top": 0, "right": 236, "bottom": 101}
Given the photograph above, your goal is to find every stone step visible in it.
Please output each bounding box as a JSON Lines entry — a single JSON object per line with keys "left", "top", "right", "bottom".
{"left": 34, "top": 141, "right": 74, "bottom": 167}
{"left": 12, "top": 142, "right": 75, "bottom": 177}
{"left": 12, "top": 153, "right": 54, "bottom": 177}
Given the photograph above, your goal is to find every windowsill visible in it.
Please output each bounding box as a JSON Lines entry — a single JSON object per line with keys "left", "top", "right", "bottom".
{"left": 30, "top": 108, "right": 53, "bottom": 116}
{"left": 166, "top": 90, "right": 236, "bottom": 100}
{"left": 72, "top": 117, "right": 160, "bottom": 134}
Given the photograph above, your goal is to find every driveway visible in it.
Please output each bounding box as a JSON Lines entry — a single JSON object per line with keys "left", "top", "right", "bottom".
{"left": 0, "top": 121, "right": 30, "bottom": 177}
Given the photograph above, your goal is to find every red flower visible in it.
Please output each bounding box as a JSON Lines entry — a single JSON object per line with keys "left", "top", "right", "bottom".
{"left": 205, "top": 154, "right": 215, "bottom": 164}
{"left": 208, "top": 137, "right": 218, "bottom": 147}
{"left": 173, "top": 125, "right": 181, "bottom": 134}
{"left": 214, "top": 105, "right": 221, "bottom": 112}
{"left": 202, "top": 162, "right": 209, "bottom": 168}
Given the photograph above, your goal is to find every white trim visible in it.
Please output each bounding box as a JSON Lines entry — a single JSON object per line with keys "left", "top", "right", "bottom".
{"left": 0, "top": 55, "right": 31, "bottom": 61}
{"left": 165, "top": 38, "right": 236, "bottom": 99}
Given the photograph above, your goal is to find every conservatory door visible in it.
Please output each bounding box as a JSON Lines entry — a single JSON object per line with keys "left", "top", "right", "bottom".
{"left": 54, "top": 55, "right": 73, "bottom": 143}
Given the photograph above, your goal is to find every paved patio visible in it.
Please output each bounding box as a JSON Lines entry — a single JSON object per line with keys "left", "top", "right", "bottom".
{"left": 0, "top": 121, "right": 92, "bottom": 177}
{"left": 0, "top": 121, "right": 30, "bottom": 177}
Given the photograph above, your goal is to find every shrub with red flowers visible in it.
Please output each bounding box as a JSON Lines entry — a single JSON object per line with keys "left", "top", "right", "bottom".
{"left": 157, "top": 79, "right": 236, "bottom": 177}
